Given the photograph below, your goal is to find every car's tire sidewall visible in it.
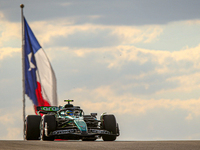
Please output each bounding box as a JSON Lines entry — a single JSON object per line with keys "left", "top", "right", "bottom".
{"left": 102, "top": 114, "right": 117, "bottom": 141}
{"left": 41, "top": 115, "right": 56, "bottom": 141}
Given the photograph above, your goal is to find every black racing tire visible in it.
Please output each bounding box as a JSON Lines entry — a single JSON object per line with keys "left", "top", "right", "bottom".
{"left": 102, "top": 114, "right": 117, "bottom": 141}
{"left": 25, "top": 115, "right": 41, "bottom": 140}
{"left": 40, "top": 115, "right": 56, "bottom": 141}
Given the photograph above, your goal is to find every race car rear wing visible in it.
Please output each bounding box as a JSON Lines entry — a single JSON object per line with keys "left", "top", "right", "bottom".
{"left": 36, "top": 106, "right": 61, "bottom": 115}
{"left": 36, "top": 106, "right": 60, "bottom": 111}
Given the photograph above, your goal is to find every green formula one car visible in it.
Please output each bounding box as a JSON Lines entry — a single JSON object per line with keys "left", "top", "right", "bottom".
{"left": 25, "top": 100, "right": 120, "bottom": 141}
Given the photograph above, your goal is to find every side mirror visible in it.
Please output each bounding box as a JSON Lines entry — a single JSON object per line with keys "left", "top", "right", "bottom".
{"left": 91, "top": 113, "right": 97, "bottom": 117}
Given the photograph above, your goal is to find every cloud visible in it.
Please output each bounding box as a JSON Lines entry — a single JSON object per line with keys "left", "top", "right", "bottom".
{"left": 0, "top": 47, "right": 20, "bottom": 60}
{"left": 1, "top": 1, "right": 200, "bottom": 140}
{"left": 43, "top": 42, "right": 200, "bottom": 103}
{"left": 2, "top": 0, "right": 200, "bottom": 26}
{"left": 0, "top": 19, "right": 20, "bottom": 46}
{"left": 38, "top": 23, "right": 163, "bottom": 48}
{"left": 47, "top": 29, "right": 122, "bottom": 48}
{"left": 135, "top": 20, "right": 200, "bottom": 51}
{"left": 0, "top": 12, "right": 164, "bottom": 51}
{"left": 58, "top": 85, "right": 200, "bottom": 140}
{"left": 1, "top": 16, "right": 194, "bottom": 101}
{"left": 0, "top": 114, "right": 15, "bottom": 125}
{"left": 63, "top": 86, "right": 200, "bottom": 117}
{"left": 0, "top": 107, "right": 22, "bottom": 140}
{"left": 0, "top": 15, "right": 21, "bottom": 60}
{"left": 6, "top": 127, "right": 21, "bottom": 140}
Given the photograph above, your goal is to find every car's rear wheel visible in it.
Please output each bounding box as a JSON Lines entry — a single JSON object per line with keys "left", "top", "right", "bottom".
{"left": 40, "top": 115, "right": 56, "bottom": 141}
{"left": 102, "top": 114, "right": 117, "bottom": 141}
{"left": 25, "top": 115, "right": 41, "bottom": 140}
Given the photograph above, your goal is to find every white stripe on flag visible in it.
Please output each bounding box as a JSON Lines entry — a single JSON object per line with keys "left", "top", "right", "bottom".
{"left": 35, "top": 48, "right": 57, "bottom": 106}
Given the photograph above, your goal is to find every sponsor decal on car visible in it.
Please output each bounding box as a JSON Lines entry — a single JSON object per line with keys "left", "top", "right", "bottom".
{"left": 51, "top": 129, "right": 78, "bottom": 135}
{"left": 50, "top": 129, "right": 110, "bottom": 136}
{"left": 88, "top": 129, "right": 110, "bottom": 134}
{"left": 40, "top": 106, "right": 59, "bottom": 111}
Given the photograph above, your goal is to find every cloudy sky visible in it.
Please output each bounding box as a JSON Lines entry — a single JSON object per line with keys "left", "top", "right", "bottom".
{"left": 1, "top": 0, "right": 200, "bottom": 140}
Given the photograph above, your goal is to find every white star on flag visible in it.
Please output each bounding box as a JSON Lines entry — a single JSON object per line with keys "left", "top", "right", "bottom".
{"left": 28, "top": 53, "right": 36, "bottom": 71}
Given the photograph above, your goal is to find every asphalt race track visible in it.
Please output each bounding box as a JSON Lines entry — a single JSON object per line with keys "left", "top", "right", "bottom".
{"left": 1, "top": 140, "right": 200, "bottom": 150}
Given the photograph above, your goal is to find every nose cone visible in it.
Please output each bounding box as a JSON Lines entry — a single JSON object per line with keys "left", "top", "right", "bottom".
{"left": 74, "top": 120, "right": 87, "bottom": 132}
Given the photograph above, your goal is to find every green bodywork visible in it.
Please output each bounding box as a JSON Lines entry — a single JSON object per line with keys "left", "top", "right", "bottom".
{"left": 56, "top": 108, "right": 87, "bottom": 132}
{"left": 74, "top": 119, "right": 87, "bottom": 132}
{"left": 37, "top": 105, "right": 88, "bottom": 133}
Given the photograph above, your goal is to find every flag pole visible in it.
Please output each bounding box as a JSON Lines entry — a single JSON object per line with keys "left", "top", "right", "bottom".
{"left": 20, "top": 4, "right": 26, "bottom": 140}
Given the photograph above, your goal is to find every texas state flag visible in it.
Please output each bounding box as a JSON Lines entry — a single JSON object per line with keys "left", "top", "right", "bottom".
{"left": 24, "top": 17, "right": 57, "bottom": 113}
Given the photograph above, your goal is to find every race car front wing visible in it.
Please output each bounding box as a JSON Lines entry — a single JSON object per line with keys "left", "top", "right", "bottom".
{"left": 46, "top": 128, "right": 118, "bottom": 137}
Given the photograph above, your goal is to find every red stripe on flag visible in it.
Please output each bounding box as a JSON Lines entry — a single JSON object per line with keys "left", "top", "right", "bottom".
{"left": 34, "top": 82, "right": 51, "bottom": 114}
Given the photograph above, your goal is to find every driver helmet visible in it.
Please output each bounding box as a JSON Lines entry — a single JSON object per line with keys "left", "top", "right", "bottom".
{"left": 66, "top": 110, "right": 73, "bottom": 115}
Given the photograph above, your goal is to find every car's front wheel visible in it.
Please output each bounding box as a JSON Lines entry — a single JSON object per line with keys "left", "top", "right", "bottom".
{"left": 102, "top": 114, "right": 117, "bottom": 141}
{"left": 40, "top": 115, "right": 56, "bottom": 141}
